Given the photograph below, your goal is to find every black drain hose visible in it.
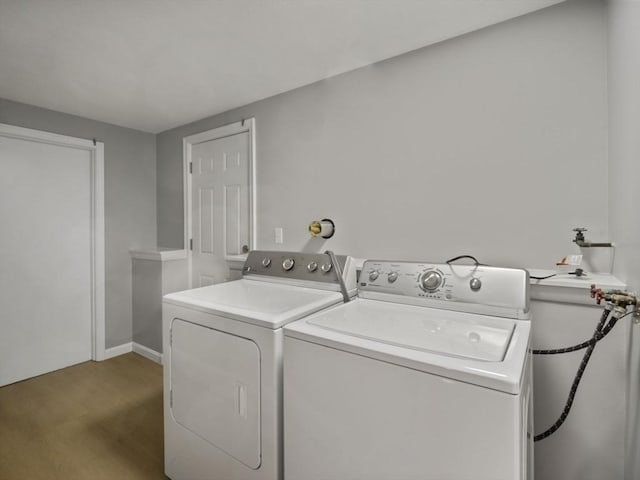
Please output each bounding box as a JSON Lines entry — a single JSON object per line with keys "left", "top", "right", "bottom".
{"left": 533, "top": 307, "right": 620, "bottom": 442}
{"left": 532, "top": 307, "right": 613, "bottom": 355}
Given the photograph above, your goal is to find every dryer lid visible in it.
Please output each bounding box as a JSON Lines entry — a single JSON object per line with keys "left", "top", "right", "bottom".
{"left": 163, "top": 279, "right": 343, "bottom": 329}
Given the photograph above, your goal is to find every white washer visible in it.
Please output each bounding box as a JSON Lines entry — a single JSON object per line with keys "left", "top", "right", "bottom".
{"left": 163, "top": 250, "right": 356, "bottom": 480}
{"left": 284, "top": 260, "right": 533, "bottom": 480}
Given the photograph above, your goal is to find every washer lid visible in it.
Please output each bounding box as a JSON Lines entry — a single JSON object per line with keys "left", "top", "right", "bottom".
{"left": 163, "top": 279, "right": 343, "bottom": 329}
{"left": 309, "top": 300, "right": 515, "bottom": 362}
{"left": 285, "top": 298, "right": 531, "bottom": 393}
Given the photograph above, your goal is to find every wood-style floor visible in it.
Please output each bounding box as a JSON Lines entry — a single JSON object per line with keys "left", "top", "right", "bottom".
{"left": 0, "top": 353, "right": 168, "bottom": 480}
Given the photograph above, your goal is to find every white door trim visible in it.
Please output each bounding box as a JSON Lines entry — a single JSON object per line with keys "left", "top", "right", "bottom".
{"left": 183, "top": 119, "right": 256, "bottom": 288}
{"left": 0, "top": 123, "right": 106, "bottom": 361}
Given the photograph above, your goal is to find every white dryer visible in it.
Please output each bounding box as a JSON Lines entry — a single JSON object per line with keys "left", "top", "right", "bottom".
{"left": 284, "top": 260, "right": 533, "bottom": 480}
{"left": 163, "top": 250, "right": 356, "bottom": 480}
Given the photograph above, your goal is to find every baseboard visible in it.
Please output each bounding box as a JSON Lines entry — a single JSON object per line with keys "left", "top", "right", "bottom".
{"left": 103, "top": 342, "right": 162, "bottom": 364}
{"left": 132, "top": 342, "right": 163, "bottom": 365}
{"left": 104, "top": 342, "right": 133, "bottom": 359}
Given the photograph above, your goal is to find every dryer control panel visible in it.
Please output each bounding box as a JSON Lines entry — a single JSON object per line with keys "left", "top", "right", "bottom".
{"left": 242, "top": 250, "right": 351, "bottom": 286}
{"left": 359, "top": 260, "right": 530, "bottom": 319}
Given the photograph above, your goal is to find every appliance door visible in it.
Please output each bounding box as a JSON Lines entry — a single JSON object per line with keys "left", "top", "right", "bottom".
{"left": 170, "top": 318, "right": 261, "bottom": 469}
{"left": 286, "top": 299, "right": 530, "bottom": 394}
{"left": 164, "top": 279, "right": 343, "bottom": 329}
{"left": 308, "top": 299, "right": 515, "bottom": 361}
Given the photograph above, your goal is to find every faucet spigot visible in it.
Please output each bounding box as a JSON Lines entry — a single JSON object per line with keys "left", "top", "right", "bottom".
{"left": 573, "top": 227, "right": 587, "bottom": 245}
{"left": 572, "top": 227, "right": 613, "bottom": 248}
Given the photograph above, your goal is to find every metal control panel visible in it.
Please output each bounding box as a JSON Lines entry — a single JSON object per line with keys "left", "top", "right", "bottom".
{"left": 360, "top": 260, "right": 530, "bottom": 319}
{"left": 242, "top": 250, "right": 347, "bottom": 285}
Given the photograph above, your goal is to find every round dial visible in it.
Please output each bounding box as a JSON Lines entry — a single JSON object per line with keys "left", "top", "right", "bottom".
{"left": 282, "top": 258, "right": 295, "bottom": 271}
{"left": 369, "top": 270, "right": 380, "bottom": 281}
{"left": 261, "top": 257, "right": 271, "bottom": 268}
{"left": 419, "top": 270, "right": 443, "bottom": 292}
{"left": 387, "top": 271, "right": 399, "bottom": 283}
{"left": 307, "top": 261, "right": 318, "bottom": 272}
{"left": 320, "top": 262, "right": 332, "bottom": 273}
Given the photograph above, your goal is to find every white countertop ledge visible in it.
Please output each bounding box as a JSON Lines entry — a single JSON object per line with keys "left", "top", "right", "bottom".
{"left": 527, "top": 269, "right": 626, "bottom": 305}
{"left": 130, "top": 248, "right": 188, "bottom": 261}
{"left": 528, "top": 269, "right": 626, "bottom": 290}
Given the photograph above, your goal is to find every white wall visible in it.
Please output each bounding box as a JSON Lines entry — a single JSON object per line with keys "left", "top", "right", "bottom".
{"left": 157, "top": 0, "right": 608, "bottom": 272}
{"left": 608, "top": 2, "right": 640, "bottom": 289}
{"left": 607, "top": 1, "right": 640, "bottom": 479}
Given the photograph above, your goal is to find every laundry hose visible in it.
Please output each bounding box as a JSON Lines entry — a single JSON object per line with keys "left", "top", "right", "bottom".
{"left": 532, "top": 306, "right": 625, "bottom": 441}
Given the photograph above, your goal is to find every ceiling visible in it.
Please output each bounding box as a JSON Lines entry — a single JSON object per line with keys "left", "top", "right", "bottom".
{"left": 0, "top": 0, "right": 565, "bottom": 133}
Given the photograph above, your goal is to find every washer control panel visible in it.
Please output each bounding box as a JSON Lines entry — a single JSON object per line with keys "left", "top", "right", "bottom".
{"left": 359, "top": 260, "right": 530, "bottom": 317}
{"left": 242, "top": 250, "right": 348, "bottom": 284}
{"left": 361, "top": 262, "right": 455, "bottom": 301}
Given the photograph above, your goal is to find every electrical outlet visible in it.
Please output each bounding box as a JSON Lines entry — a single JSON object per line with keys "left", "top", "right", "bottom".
{"left": 274, "top": 227, "right": 283, "bottom": 244}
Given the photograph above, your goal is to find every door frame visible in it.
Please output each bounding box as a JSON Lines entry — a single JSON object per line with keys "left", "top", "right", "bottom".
{"left": 183, "top": 118, "right": 256, "bottom": 288}
{"left": 0, "top": 123, "right": 106, "bottom": 361}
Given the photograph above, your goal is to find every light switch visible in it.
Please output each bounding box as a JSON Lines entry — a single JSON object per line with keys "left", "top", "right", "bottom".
{"left": 274, "top": 227, "right": 284, "bottom": 244}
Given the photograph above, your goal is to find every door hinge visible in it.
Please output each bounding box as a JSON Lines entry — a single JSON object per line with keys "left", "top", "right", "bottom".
{"left": 189, "top": 162, "right": 193, "bottom": 174}
{"left": 189, "top": 238, "right": 193, "bottom": 250}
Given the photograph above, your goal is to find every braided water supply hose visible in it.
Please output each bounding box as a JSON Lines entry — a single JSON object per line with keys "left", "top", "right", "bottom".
{"left": 533, "top": 306, "right": 613, "bottom": 442}
{"left": 533, "top": 284, "right": 639, "bottom": 442}
{"left": 532, "top": 305, "right": 613, "bottom": 356}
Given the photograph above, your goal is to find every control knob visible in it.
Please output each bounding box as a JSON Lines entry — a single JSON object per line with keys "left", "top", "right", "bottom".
{"left": 419, "top": 270, "right": 443, "bottom": 292}
{"left": 387, "top": 272, "right": 399, "bottom": 283}
{"left": 369, "top": 270, "right": 380, "bottom": 281}
{"left": 282, "top": 258, "right": 295, "bottom": 271}
{"left": 307, "top": 261, "right": 318, "bottom": 272}
{"left": 320, "top": 262, "right": 332, "bottom": 273}
{"left": 261, "top": 257, "right": 271, "bottom": 268}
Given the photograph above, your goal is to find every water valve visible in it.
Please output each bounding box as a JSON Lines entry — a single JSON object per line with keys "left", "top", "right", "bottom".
{"left": 591, "top": 284, "right": 640, "bottom": 321}
{"left": 572, "top": 227, "right": 613, "bottom": 248}
{"left": 573, "top": 227, "right": 587, "bottom": 244}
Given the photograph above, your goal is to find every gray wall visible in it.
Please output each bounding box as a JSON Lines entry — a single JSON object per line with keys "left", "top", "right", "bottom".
{"left": 157, "top": 0, "right": 608, "bottom": 271}
{"left": 132, "top": 257, "right": 187, "bottom": 353}
{"left": 0, "top": 98, "right": 157, "bottom": 349}
{"left": 132, "top": 259, "right": 162, "bottom": 352}
{"left": 607, "top": 2, "right": 640, "bottom": 479}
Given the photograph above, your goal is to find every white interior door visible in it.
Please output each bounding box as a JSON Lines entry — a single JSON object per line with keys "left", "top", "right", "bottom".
{"left": 0, "top": 134, "right": 94, "bottom": 386}
{"left": 190, "top": 131, "right": 250, "bottom": 287}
